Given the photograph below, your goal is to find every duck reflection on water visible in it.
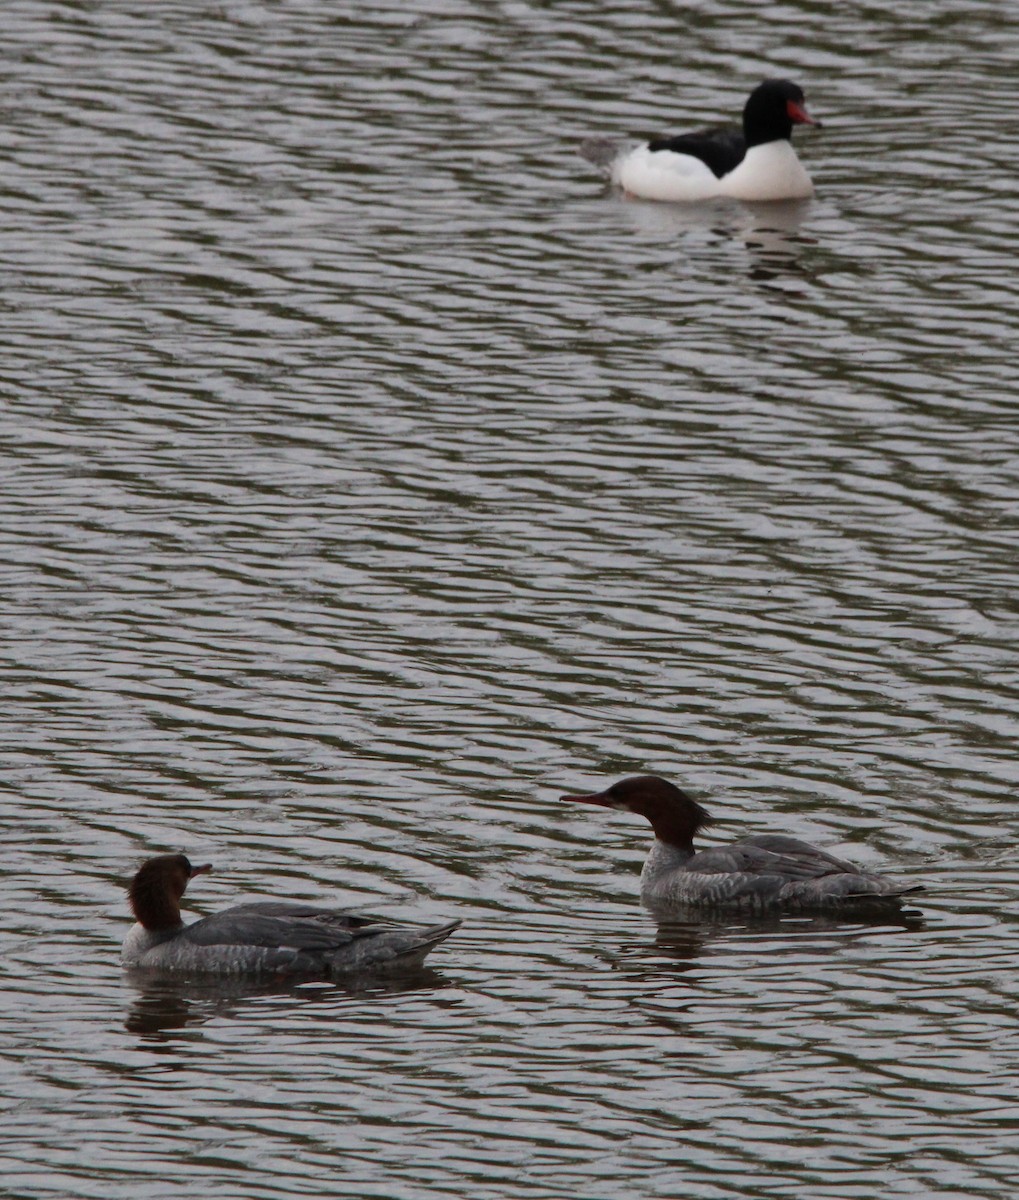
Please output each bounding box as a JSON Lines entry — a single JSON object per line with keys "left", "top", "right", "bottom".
{"left": 123, "top": 966, "right": 455, "bottom": 1040}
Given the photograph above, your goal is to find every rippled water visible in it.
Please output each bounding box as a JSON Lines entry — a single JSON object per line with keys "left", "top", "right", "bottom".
{"left": 3, "top": 1, "right": 1019, "bottom": 1197}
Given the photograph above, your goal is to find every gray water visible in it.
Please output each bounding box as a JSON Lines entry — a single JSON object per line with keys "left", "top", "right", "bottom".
{"left": 3, "top": 1, "right": 1019, "bottom": 1197}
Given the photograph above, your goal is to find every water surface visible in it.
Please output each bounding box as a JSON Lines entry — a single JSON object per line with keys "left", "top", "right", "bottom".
{"left": 3, "top": 2, "right": 1019, "bottom": 1197}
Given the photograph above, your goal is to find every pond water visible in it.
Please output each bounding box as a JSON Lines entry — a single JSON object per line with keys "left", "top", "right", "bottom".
{"left": 3, "top": 2, "right": 1019, "bottom": 1197}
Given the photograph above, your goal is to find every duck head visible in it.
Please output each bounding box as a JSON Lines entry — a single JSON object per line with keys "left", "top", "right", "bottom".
{"left": 128, "top": 853, "right": 213, "bottom": 931}
{"left": 560, "top": 775, "right": 712, "bottom": 851}
{"left": 744, "top": 79, "right": 821, "bottom": 147}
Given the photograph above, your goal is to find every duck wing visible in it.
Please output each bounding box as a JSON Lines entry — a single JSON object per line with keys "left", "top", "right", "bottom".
{"left": 646, "top": 126, "right": 746, "bottom": 178}
{"left": 686, "top": 835, "right": 863, "bottom": 881}
{"left": 181, "top": 902, "right": 385, "bottom": 952}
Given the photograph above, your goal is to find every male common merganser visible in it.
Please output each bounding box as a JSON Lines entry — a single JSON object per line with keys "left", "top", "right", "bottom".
{"left": 122, "top": 854, "right": 460, "bottom": 975}
{"left": 585, "top": 79, "right": 821, "bottom": 203}
{"left": 560, "top": 776, "right": 923, "bottom": 914}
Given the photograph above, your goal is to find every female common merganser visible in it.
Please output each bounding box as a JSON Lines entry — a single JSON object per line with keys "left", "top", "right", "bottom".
{"left": 122, "top": 854, "right": 460, "bottom": 975}
{"left": 586, "top": 79, "right": 821, "bottom": 203}
{"left": 560, "top": 776, "right": 923, "bottom": 914}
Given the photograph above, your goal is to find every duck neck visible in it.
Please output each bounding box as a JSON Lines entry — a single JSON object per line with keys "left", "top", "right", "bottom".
{"left": 640, "top": 838, "right": 696, "bottom": 889}
{"left": 743, "top": 102, "right": 793, "bottom": 150}
{"left": 130, "top": 884, "right": 184, "bottom": 933}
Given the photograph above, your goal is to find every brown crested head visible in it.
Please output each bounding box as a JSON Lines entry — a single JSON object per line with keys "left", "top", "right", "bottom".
{"left": 560, "top": 775, "right": 712, "bottom": 850}
{"left": 128, "top": 853, "right": 212, "bottom": 931}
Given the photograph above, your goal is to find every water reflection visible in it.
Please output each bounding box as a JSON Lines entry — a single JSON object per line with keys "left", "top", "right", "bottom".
{"left": 123, "top": 968, "right": 453, "bottom": 1041}
{"left": 604, "top": 189, "right": 817, "bottom": 284}
{"left": 609, "top": 907, "right": 926, "bottom": 973}
{"left": 663, "top": 905, "right": 922, "bottom": 946}
{"left": 741, "top": 199, "right": 817, "bottom": 283}
{"left": 605, "top": 911, "right": 928, "bottom": 1039}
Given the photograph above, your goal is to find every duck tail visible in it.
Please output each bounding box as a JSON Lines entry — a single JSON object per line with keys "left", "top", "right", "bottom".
{"left": 383, "top": 919, "right": 461, "bottom": 971}
{"left": 579, "top": 137, "right": 625, "bottom": 170}
{"left": 843, "top": 883, "right": 925, "bottom": 905}
{"left": 411, "top": 919, "right": 462, "bottom": 954}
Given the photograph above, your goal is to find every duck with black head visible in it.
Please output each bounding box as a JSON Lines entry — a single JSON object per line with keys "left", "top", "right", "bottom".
{"left": 560, "top": 776, "right": 922, "bottom": 915}
{"left": 583, "top": 79, "right": 822, "bottom": 203}
{"left": 122, "top": 853, "right": 460, "bottom": 976}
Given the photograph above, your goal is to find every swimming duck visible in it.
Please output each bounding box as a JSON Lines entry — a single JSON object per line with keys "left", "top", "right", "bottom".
{"left": 584, "top": 79, "right": 821, "bottom": 202}
{"left": 122, "top": 854, "right": 460, "bottom": 975}
{"left": 560, "top": 776, "right": 922, "bottom": 914}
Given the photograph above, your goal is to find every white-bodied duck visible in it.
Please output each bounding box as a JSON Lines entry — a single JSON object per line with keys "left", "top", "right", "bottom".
{"left": 585, "top": 79, "right": 821, "bottom": 202}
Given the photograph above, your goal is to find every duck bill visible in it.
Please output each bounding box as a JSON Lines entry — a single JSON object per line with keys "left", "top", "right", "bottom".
{"left": 560, "top": 790, "right": 614, "bottom": 807}
{"left": 189, "top": 862, "right": 213, "bottom": 876}
{"left": 787, "top": 99, "right": 821, "bottom": 127}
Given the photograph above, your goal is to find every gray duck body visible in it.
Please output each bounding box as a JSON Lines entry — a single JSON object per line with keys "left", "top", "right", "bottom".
{"left": 562, "top": 776, "right": 922, "bottom": 916}
{"left": 122, "top": 855, "right": 459, "bottom": 977}
{"left": 639, "top": 835, "right": 918, "bottom": 915}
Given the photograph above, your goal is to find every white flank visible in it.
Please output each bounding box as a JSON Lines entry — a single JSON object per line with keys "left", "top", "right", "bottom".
{"left": 718, "top": 139, "right": 813, "bottom": 201}
{"left": 613, "top": 138, "right": 813, "bottom": 203}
